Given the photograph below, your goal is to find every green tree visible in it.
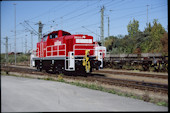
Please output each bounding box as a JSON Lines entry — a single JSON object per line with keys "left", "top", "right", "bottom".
{"left": 140, "top": 20, "right": 166, "bottom": 53}
{"left": 104, "top": 36, "right": 118, "bottom": 52}
{"left": 144, "top": 22, "right": 152, "bottom": 33}
{"left": 105, "top": 19, "right": 167, "bottom": 55}
{"left": 127, "top": 18, "right": 140, "bottom": 38}
{"left": 160, "top": 32, "right": 168, "bottom": 56}
{"left": 126, "top": 19, "right": 141, "bottom": 53}
{"left": 149, "top": 19, "right": 166, "bottom": 52}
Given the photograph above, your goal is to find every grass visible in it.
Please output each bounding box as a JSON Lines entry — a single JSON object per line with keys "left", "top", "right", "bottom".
{"left": 1, "top": 53, "right": 30, "bottom": 65}
{"left": 1, "top": 71, "right": 168, "bottom": 107}
{"left": 156, "top": 101, "right": 168, "bottom": 106}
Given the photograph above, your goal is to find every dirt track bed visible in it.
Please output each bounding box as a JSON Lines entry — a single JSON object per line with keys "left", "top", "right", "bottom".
{"left": 94, "top": 69, "right": 168, "bottom": 79}
{"left": 92, "top": 72, "right": 168, "bottom": 85}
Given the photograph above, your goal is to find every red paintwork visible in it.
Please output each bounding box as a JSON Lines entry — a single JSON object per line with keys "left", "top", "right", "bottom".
{"left": 36, "top": 30, "right": 96, "bottom": 57}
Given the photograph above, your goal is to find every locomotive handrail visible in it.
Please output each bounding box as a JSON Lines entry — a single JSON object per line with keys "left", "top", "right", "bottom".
{"left": 32, "top": 50, "right": 37, "bottom": 57}
{"left": 36, "top": 48, "right": 39, "bottom": 57}
{"left": 46, "top": 44, "right": 66, "bottom": 57}
{"left": 74, "top": 44, "right": 95, "bottom": 56}
{"left": 32, "top": 50, "right": 36, "bottom": 55}
{"left": 73, "top": 44, "right": 106, "bottom": 57}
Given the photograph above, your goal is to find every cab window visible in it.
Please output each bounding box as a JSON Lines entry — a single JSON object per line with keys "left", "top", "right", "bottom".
{"left": 63, "top": 33, "right": 68, "bottom": 36}
{"left": 50, "top": 33, "right": 58, "bottom": 39}
{"left": 43, "top": 35, "right": 48, "bottom": 41}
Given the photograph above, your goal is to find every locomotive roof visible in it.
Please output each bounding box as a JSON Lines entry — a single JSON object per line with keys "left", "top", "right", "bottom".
{"left": 48, "top": 30, "right": 71, "bottom": 35}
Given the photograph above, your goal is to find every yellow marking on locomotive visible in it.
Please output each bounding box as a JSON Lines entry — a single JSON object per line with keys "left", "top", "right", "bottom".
{"left": 83, "top": 50, "right": 91, "bottom": 73}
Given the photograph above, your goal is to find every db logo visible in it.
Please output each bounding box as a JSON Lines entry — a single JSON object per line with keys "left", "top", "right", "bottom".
{"left": 54, "top": 41, "right": 61, "bottom": 45}
{"left": 82, "top": 36, "right": 86, "bottom": 38}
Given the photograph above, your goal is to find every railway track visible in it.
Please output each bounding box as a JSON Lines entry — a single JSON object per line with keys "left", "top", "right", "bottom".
{"left": 88, "top": 76, "right": 168, "bottom": 93}
{"left": 1, "top": 65, "right": 168, "bottom": 94}
{"left": 93, "top": 69, "right": 168, "bottom": 79}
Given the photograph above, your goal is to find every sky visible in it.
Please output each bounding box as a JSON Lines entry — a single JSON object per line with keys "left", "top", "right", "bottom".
{"left": 1, "top": 0, "right": 168, "bottom": 53}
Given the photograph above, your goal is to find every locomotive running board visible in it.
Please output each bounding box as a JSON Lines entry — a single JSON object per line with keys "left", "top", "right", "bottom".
{"left": 32, "top": 57, "right": 66, "bottom": 60}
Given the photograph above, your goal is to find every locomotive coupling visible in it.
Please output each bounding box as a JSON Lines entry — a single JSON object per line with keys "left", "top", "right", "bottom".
{"left": 83, "top": 50, "right": 91, "bottom": 73}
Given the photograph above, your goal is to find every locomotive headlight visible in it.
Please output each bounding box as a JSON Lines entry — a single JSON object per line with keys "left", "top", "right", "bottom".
{"left": 100, "top": 53, "right": 102, "bottom": 59}
{"left": 71, "top": 53, "right": 74, "bottom": 59}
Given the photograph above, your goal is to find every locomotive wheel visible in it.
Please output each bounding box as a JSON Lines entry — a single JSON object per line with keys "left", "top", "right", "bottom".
{"left": 96, "top": 65, "right": 100, "bottom": 70}
{"left": 56, "top": 64, "right": 64, "bottom": 74}
{"left": 50, "top": 66, "right": 57, "bottom": 74}
{"left": 45, "top": 69, "right": 50, "bottom": 73}
{"left": 82, "top": 68, "right": 88, "bottom": 77}
{"left": 36, "top": 65, "right": 42, "bottom": 72}
{"left": 52, "top": 69, "right": 57, "bottom": 74}
{"left": 58, "top": 70, "right": 63, "bottom": 74}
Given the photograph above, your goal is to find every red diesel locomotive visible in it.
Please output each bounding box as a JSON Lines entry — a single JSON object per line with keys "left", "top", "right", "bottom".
{"left": 30, "top": 30, "right": 106, "bottom": 74}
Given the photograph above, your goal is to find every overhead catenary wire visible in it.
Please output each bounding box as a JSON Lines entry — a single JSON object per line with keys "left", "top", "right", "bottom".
{"left": 43, "top": 1, "right": 101, "bottom": 32}
{"left": 109, "top": 16, "right": 168, "bottom": 32}
{"left": 82, "top": 26, "right": 101, "bottom": 37}
{"left": 109, "top": 4, "right": 167, "bottom": 22}
{"left": 29, "top": 0, "right": 130, "bottom": 34}
{"left": 85, "top": 4, "right": 167, "bottom": 27}
{"left": 47, "top": 0, "right": 100, "bottom": 25}
{"left": 65, "top": 4, "right": 166, "bottom": 35}
{"left": 24, "top": 20, "right": 39, "bottom": 35}
{"left": 54, "top": 0, "right": 132, "bottom": 32}
{"left": 45, "top": 0, "right": 114, "bottom": 28}
{"left": 25, "top": 2, "right": 70, "bottom": 21}
{"left": 104, "top": 0, "right": 126, "bottom": 8}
